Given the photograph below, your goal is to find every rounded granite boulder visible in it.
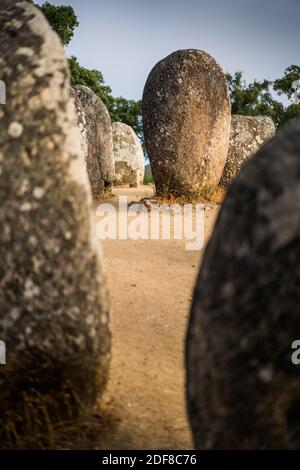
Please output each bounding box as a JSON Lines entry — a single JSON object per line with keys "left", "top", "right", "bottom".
{"left": 142, "top": 49, "right": 231, "bottom": 200}
{"left": 186, "top": 118, "right": 300, "bottom": 449}
{"left": 72, "top": 85, "right": 114, "bottom": 198}
{"left": 112, "top": 122, "right": 145, "bottom": 187}
{"left": 220, "top": 115, "right": 276, "bottom": 188}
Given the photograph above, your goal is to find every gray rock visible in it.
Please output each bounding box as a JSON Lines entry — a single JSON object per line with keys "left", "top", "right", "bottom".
{"left": 112, "top": 122, "right": 145, "bottom": 187}
{"left": 0, "top": 0, "right": 110, "bottom": 433}
{"left": 220, "top": 115, "right": 276, "bottom": 188}
{"left": 186, "top": 118, "right": 300, "bottom": 449}
{"left": 142, "top": 49, "right": 231, "bottom": 200}
{"left": 72, "top": 85, "right": 114, "bottom": 198}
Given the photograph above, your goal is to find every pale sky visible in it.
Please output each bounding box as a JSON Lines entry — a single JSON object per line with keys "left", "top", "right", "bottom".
{"left": 36, "top": 0, "right": 300, "bottom": 101}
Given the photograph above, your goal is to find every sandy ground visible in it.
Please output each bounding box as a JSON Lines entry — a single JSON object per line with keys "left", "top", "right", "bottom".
{"left": 92, "top": 186, "right": 219, "bottom": 450}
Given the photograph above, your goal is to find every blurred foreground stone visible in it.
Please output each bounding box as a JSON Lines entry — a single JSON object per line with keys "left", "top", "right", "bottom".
{"left": 186, "top": 119, "right": 300, "bottom": 449}
{"left": 0, "top": 0, "right": 111, "bottom": 443}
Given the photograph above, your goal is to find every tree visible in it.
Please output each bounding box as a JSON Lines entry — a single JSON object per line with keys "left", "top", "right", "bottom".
{"left": 226, "top": 72, "right": 269, "bottom": 115}
{"left": 68, "top": 56, "right": 113, "bottom": 108}
{"left": 109, "top": 98, "right": 143, "bottom": 138}
{"left": 68, "top": 57, "right": 143, "bottom": 137}
{"left": 28, "top": 1, "right": 143, "bottom": 138}
{"left": 274, "top": 65, "right": 300, "bottom": 99}
{"left": 226, "top": 70, "right": 299, "bottom": 128}
{"left": 226, "top": 72, "right": 283, "bottom": 125}
{"left": 26, "top": 0, "right": 79, "bottom": 46}
{"left": 279, "top": 103, "right": 300, "bottom": 127}
{"left": 29, "top": 1, "right": 299, "bottom": 134}
{"left": 273, "top": 65, "right": 300, "bottom": 126}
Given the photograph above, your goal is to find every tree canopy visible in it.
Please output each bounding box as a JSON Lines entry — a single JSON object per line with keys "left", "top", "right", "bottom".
{"left": 68, "top": 57, "right": 142, "bottom": 137}
{"left": 27, "top": 0, "right": 300, "bottom": 133}
{"left": 226, "top": 67, "right": 300, "bottom": 128}
{"left": 274, "top": 65, "right": 300, "bottom": 99}
{"left": 26, "top": 0, "right": 78, "bottom": 46}
{"left": 27, "top": 0, "right": 143, "bottom": 137}
{"left": 68, "top": 56, "right": 112, "bottom": 107}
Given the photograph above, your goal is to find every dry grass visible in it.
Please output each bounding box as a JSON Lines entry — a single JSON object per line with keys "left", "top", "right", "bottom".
{"left": 0, "top": 386, "right": 118, "bottom": 450}
{"left": 142, "top": 186, "right": 226, "bottom": 207}
{"left": 209, "top": 186, "right": 226, "bottom": 205}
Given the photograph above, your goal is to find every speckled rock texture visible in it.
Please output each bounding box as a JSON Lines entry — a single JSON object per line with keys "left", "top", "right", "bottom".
{"left": 186, "top": 118, "right": 300, "bottom": 449}
{"left": 142, "top": 49, "right": 231, "bottom": 200}
{"left": 220, "top": 115, "right": 276, "bottom": 188}
{"left": 112, "top": 122, "right": 145, "bottom": 187}
{"left": 0, "top": 0, "right": 110, "bottom": 429}
{"left": 71, "top": 85, "right": 114, "bottom": 198}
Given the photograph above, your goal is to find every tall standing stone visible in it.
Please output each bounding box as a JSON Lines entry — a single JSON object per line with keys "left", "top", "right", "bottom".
{"left": 142, "top": 49, "right": 231, "bottom": 200}
{"left": 220, "top": 115, "right": 276, "bottom": 188}
{"left": 186, "top": 119, "right": 300, "bottom": 449}
{"left": 72, "top": 85, "right": 114, "bottom": 198}
{"left": 112, "top": 122, "right": 145, "bottom": 187}
{"left": 0, "top": 0, "right": 110, "bottom": 434}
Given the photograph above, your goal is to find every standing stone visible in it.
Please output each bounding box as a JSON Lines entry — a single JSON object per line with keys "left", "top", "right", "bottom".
{"left": 142, "top": 49, "right": 231, "bottom": 200}
{"left": 112, "top": 122, "right": 145, "bottom": 187}
{"left": 72, "top": 85, "right": 114, "bottom": 198}
{"left": 220, "top": 115, "right": 276, "bottom": 188}
{"left": 186, "top": 119, "right": 300, "bottom": 449}
{"left": 0, "top": 0, "right": 110, "bottom": 434}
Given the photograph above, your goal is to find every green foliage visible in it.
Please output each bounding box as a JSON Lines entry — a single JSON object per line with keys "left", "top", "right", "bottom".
{"left": 274, "top": 65, "right": 300, "bottom": 99}
{"left": 226, "top": 72, "right": 271, "bottom": 115}
{"left": 144, "top": 164, "right": 153, "bottom": 185}
{"left": 39, "top": 1, "right": 79, "bottom": 46}
{"left": 109, "top": 98, "right": 143, "bottom": 138}
{"left": 144, "top": 175, "right": 154, "bottom": 185}
{"left": 27, "top": 1, "right": 300, "bottom": 133}
{"left": 68, "top": 56, "right": 112, "bottom": 107}
{"left": 26, "top": 1, "right": 79, "bottom": 46}
{"left": 226, "top": 68, "right": 300, "bottom": 127}
{"left": 279, "top": 103, "right": 300, "bottom": 127}
{"left": 27, "top": 1, "right": 143, "bottom": 140}
{"left": 68, "top": 57, "right": 143, "bottom": 138}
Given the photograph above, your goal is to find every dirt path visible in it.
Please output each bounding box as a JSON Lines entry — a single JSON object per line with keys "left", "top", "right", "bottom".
{"left": 93, "top": 187, "right": 218, "bottom": 449}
